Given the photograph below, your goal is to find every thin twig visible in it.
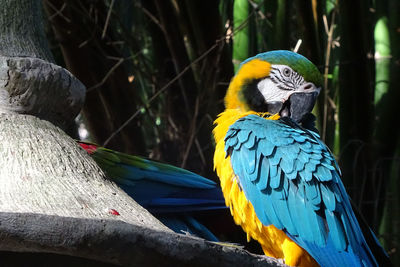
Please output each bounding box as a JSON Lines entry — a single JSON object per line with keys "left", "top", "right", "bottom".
{"left": 293, "top": 39, "right": 302, "bottom": 53}
{"left": 78, "top": 21, "right": 99, "bottom": 48}
{"left": 103, "top": 9, "right": 260, "bottom": 146}
{"left": 87, "top": 51, "right": 143, "bottom": 92}
{"left": 322, "top": 11, "right": 336, "bottom": 142}
{"left": 181, "top": 97, "right": 200, "bottom": 169}
{"left": 102, "top": 40, "right": 221, "bottom": 147}
{"left": 168, "top": 116, "right": 179, "bottom": 133}
{"left": 45, "top": 1, "right": 71, "bottom": 22}
{"left": 88, "top": 58, "right": 123, "bottom": 92}
{"left": 194, "top": 138, "right": 206, "bottom": 166}
{"left": 247, "top": 0, "right": 266, "bottom": 19}
{"left": 102, "top": 0, "right": 115, "bottom": 39}
{"left": 137, "top": 4, "right": 166, "bottom": 35}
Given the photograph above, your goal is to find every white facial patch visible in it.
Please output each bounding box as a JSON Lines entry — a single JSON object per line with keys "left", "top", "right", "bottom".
{"left": 257, "top": 64, "right": 316, "bottom": 103}
{"left": 257, "top": 78, "right": 294, "bottom": 103}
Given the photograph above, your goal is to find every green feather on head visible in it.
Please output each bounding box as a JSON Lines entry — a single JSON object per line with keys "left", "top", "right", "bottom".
{"left": 241, "top": 50, "right": 323, "bottom": 87}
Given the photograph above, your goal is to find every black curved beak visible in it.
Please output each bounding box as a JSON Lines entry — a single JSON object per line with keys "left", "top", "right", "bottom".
{"left": 279, "top": 83, "right": 321, "bottom": 123}
{"left": 286, "top": 91, "right": 319, "bottom": 122}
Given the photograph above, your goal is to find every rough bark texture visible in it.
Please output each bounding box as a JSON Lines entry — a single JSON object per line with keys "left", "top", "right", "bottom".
{"left": 0, "top": 212, "right": 285, "bottom": 267}
{"left": 0, "top": 0, "right": 85, "bottom": 130}
{"left": 0, "top": 56, "right": 85, "bottom": 129}
{"left": 0, "top": 0, "right": 53, "bottom": 61}
{"left": 0, "top": 113, "right": 167, "bottom": 229}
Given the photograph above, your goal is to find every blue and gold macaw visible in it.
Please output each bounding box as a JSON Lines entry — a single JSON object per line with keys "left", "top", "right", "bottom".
{"left": 79, "top": 142, "right": 226, "bottom": 241}
{"left": 213, "top": 50, "right": 390, "bottom": 266}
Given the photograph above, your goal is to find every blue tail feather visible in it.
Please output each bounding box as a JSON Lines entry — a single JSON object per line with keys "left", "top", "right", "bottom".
{"left": 81, "top": 143, "right": 226, "bottom": 241}
{"left": 159, "top": 215, "right": 219, "bottom": 242}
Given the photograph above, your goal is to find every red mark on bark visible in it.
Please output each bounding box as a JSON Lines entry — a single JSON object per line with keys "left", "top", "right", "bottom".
{"left": 109, "top": 209, "right": 120, "bottom": 216}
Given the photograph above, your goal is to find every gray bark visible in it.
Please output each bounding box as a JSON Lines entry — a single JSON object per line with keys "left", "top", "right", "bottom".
{"left": 0, "top": 0, "right": 85, "bottom": 129}
{"left": 0, "top": 113, "right": 168, "bottom": 230}
{"left": 0, "top": 212, "right": 286, "bottom": 267}
{"left": 0, "top": 0, "right": 54, "bottom": 60}
{"left": 0, "top": 56, "right": 85, "bottom": 129}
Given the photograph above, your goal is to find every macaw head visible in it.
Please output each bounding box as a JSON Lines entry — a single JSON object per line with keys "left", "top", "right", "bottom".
{"left": 225, "top": 50, "right": 322, "bottom": 123}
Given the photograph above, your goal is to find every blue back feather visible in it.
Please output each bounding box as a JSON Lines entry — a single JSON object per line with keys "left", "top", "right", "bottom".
{"left": 224, "top": 114, "right": 383, "bottom": 267}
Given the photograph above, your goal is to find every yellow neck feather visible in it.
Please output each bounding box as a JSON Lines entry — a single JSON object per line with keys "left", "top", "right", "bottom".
{"left": 224, "top": 59, "right": 271, "bottom": 111}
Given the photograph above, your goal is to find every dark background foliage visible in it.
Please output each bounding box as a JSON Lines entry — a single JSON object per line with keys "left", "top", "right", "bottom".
{"left": 43, "top": 0, "right": 399, "bottom": 263}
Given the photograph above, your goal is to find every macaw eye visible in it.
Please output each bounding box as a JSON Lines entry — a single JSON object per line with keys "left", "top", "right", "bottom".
{"left": 282, "top": 67, "right": 291, "bottom": 77}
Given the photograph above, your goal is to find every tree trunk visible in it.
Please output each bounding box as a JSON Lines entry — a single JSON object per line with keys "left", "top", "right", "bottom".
{"left": 0, "top": 113, "right": 166, "bottom": 228}
{"left": 0, "top": 212, "right": 285, "bottom": 267}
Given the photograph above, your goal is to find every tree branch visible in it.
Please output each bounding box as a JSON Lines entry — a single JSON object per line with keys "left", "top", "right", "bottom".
{"left": 0, "top": 212, "right": 285, "bottom": 267}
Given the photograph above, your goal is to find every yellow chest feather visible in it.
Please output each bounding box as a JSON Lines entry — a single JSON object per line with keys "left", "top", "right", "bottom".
{"left": 213, "top": 109, "right": 318, "bottom": 267}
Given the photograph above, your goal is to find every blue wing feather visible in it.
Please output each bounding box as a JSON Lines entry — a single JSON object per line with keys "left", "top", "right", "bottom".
{"left": 224, "top": 114, "right": 382, "bottom": 267}
{"left": 244, "top": 133, "right": 257, "bottom": 149}
{"left": 256, "top": 157, "right": 270, "bottom": 191}
{"left": 82, "top": 143, "right": 226, "bottom": 241}
{"left": 90, "top": 149, "right": 226, "bottom": 212}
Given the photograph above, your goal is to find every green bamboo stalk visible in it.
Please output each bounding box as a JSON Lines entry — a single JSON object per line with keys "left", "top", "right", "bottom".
{"left": 374, "top": 17, "right": 391, "bottom": 104}
{"left": 375, "top": 0, "right": 400, "bottom": 263}
{"left": 233, "top": 0, "right": 249, "bottom": 71}
{"left": 331, "top": 64, "right": 340, "bottom": 155}
{"left": 275, "top": 0, "right": 289, "bottom": 49}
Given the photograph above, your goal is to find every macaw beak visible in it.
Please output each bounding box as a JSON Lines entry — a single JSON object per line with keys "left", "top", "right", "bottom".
{"left": 279, "top": 83, "right": 321, "bottom": 123}
{"left": 285, "top": 91, "right": 319, "bottom": 122}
